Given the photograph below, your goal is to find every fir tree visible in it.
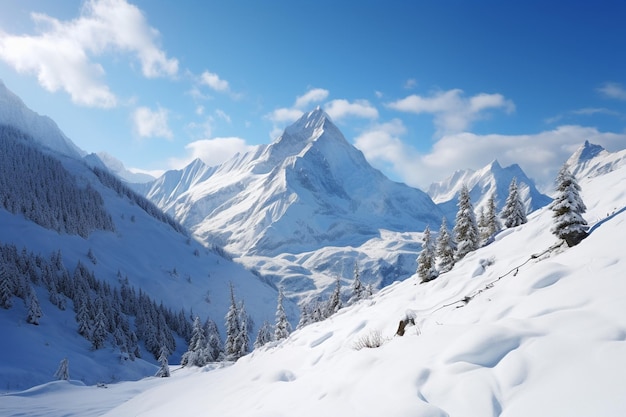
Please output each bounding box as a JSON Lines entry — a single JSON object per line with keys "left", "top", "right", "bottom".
{"left": 155, "top": 346, "right": 171, "bottom": 377}
{"left": 326, "top": 276, "right": 342, "bottom": 317}
{"left": 54, "top": 358, "right": 70, "bottom": 381}
{"left": 235, "top": 301, "right": 250, "bottom": 359}
{"left": 91, "top": 298, "right": 108, "bottom": 349}
{"left": 436, "top": 216, "right": 456, "bottom": 273}
{"left": 453, "top": 185, "right": 479, "bottom": 260}
{"left": 181, "top": 316, "right": 210, "bottom": 366}
{"left": 274, "top": 288, "right": 291, "bottom": 341}
{"left": 254, "top": 320, "right": 274, "bottom": 349}
{"left": 501, "top": 178, "right": 527, "bottom": 228}
{"left": 204, "top": 318, "right": 223, "bottom": 361}
{"left": 26, "top": 289, "right": 43, "bottom": 325}
{"left": 550, "top": 165, "right": 588, "bottom": 247}
{"left": 0, "top": 262, "right": 13, "bottom": 309}
{"left": 417, "top": 225, "right": 438, "bottom": 283}
{"left": 480, "top": 193, "right": 501, "bottom": 244}
{"left": 224, "top": 283, "right": 241, "bottom": 360}
{"left": 348, "top": 262, "right": 365, "bottom": 305}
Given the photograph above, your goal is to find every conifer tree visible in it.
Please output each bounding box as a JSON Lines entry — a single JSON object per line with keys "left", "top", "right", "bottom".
{"left": 54, "top": 358, "right": 70, "bottom": 381}
{"left": 436, "top": 217, "right": 455, "bottom": 273}
{"left": 254, "top": 320, "right": 274, "bottom": 349}
{"left": 155, "top": 346, "right": 171, "bottom": 377}
{"left": 204, "top": 318, "right": 223, "bottom": 361}
{"left": 224, "top": 283, "right": 241, "bottom": 360}
{"left": 235, "top": 301, "right": 250, "bottom": 359}
{"left": 274, "top": 287, "right": 291, "bottom": 341}
{"left": 348, "top": 262, "right": 365, "bottom": 305}
{"left": 480, "top": 193, "right": 501, "bottom": 244}
{"left": 550, "top": 164, "right": 588, "bottom": 247}
{"left": 501, "top": 178, "right": 527, "bottom": 228}
{"left": 326, "top": 275, "right": 342, "bottom": 317}
{"left": 181, "top": 316, "right": 210, "bottom": 366}
{"left": 417, "top": 225, "right": 438, "bottom": 282}
{"left": 453, "top": 185, "right": 479, "bottom": 260}
{"left": 26, "top": 289, "right": 43, "bottom": 325}
{"left": 91, "top": 298, "right": 108, "bottom": 349}
{"left": 0, "top": 263, "right": 13, "bottom": 309}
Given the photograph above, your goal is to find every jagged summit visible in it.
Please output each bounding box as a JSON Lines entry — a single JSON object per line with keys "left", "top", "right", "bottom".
{"left": 568, "top": 140, "right": 606, "bottom": 167}
{"left": 567, "top": 140, "right": 626, "bottom": 179}
{"left": 429, "top": 159, "right": 551, "bottom": 219}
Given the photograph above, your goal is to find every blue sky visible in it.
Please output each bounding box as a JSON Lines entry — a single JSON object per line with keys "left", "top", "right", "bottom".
{"left": 0, "top": 0, "right": 625, "bottom": 191}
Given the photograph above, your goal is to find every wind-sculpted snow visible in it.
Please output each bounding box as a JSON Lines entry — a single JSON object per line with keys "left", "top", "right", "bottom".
{"left": 4, "top": 143, "right": 626, "bottom": 417}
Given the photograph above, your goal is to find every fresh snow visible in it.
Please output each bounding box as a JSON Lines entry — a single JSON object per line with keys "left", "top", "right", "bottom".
{"left": 4, "top": 155, "right": 626, "bottom": 417}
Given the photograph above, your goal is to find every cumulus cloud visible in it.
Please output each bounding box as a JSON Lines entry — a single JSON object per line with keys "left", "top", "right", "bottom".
{"left": 597, "top": 82, "right": 626, "bottom": 101}
{"left": 133, "top": 106, "right": 173, "bottom": 139}
{"left": 0, "top": 0, "right": 178, "bottom": 107}
{"left": 169, "top": 137, "right": 257, "bottom": 169}
{"left": 324, "top": 99, "right": 379, "bottom": 121}
{"left": 294, "top": 88, "right": 329, "bottom": 109}
{"left": 355, "top": 124, "right": 626, "bottom": 192}
{"left": 199, "top": 71, "right": 230, "bottom": 93}
{"left": 386, "top": 89, "right": 515, "bottom": 136}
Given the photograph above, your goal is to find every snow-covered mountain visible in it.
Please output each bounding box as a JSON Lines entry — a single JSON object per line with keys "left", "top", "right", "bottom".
{"left": 85, "top": 151, "right": 156, "bottom": 184}
{"left": 428, "top": 159, "right": 552, "bottom": 219}
{"left": 567, "top": 140, "right": 626, "bottom": 180}
{"left": 0, "top": 83, "right": 296, "bottom": 390}
{"left": 144, "top": 109, "right": 444, "bottom": 300}
{"left": 6, "top": 133, "right": 626, "bottom": 417}
{"left": 0, "top": 81, "right": 84, "bottom": 159}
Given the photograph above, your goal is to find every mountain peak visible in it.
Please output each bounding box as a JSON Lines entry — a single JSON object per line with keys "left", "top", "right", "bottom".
{"left": 568, "top": 140, "right": 606, "bottom": 166}
{"left": 284, "top": 107, "right": 334, "bottom": 138}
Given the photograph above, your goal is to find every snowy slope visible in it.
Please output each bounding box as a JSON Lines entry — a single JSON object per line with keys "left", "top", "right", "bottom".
{"left": 144, "top": 108, "right": 443, "bottom": 300}
{"left": 429, "top": 160, "right": 551, "bottom": 219}
{"left": 0, "top": 99, "right": 297, "bottom": 390}
{"left": 4, "top": 143, "right": 626, "bottom": 417}
{"left": 85, "top": 151, "right": 156, "bottom": 184}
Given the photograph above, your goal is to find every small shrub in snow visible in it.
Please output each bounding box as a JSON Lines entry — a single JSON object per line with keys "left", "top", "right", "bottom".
{"left": 353, "top": 330, "right": 386, "bottom": 350}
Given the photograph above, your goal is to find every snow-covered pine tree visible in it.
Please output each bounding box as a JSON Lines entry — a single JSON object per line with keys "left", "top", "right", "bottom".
{"left": 224, "top": 283, "right": 241, "bottom": 360}
{"left": 0, "top": 262, "right": 13, "bottom": 309}
{"left": 181, "top": 316, "right": 210, "bottom": 366}
{"left": 453, "top": 185, "right": 479, "bottom": 260}
{"left": 501, "top": 178, "right": 527, "bottom": 228}
{"left": 417, "top": 225, "right": 438, "bottom": 283}
{"left": 204, "top": 318, "right": 223, "bottom": 361}
{"left": 348, "top": 262, "right": 365, "bottom": 305}
{"left": 155, "top": 346, "right": 171, "bottom": 377}
{"left": 274, "top": 287, "right": 291, "bottom": 341}
{"left": 254, "top": 320, "right": 274, "bottom": 349}
{"left": 480, "top": 193, "right": 501, "bottom": 245}
{"left": 26, "top": 288, "right": 43, "bottom": 325}
{"left": 235, "top": 301, "right": 250, "bottom": 359}
{"left": 91, "top": 298, "right": 108, "bottom": 349}
{"left": 550, "top": 164, "right": 588, "bottom": 247}
{"left": 54, "top": 358, "right": 70, "bottom": 381}
{"left": 436, "top": 217, "right": 456, "bottom": 273}
{"left": 325, "top": 275, "right": 343, "bottom": 317}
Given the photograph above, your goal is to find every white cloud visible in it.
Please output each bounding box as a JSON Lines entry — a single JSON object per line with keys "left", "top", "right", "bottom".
{"left": 404, "top": 78, "right": 417, "bottom": 89}
{"left": 324, "top": 99, "right": 379, "bottom": 121}
{"left": 169, "top": 137, "right": 257, "bottom": 169}
{"left": 597, "top": 82, "right": 626, "bottom": 101}
{"left": 133, "top": 106, "right": 173, "bottom": 139}
{"left": 355, "top": 123, "right": 626, "bottom": 192}
{"left": 294, "top": 88, "right": 329, "bottom": 109}
{"left": 215, "top": 109, "right": 232, "bottom": 123}
{"left": 200, "top": 71, "right": 229, "bottom": 92}
{"left": 386, "top": 89, "right": 515, "bottom": 136}
{"left": 0, "top": 0, "right": 178, "bottom": 107}
{"left": 267, "top": 107, "right": 304, "bottom": 124}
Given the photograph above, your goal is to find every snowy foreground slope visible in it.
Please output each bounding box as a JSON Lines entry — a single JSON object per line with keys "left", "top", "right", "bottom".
{"left": 4, "top": 158, "right": 626, "bottom": 416}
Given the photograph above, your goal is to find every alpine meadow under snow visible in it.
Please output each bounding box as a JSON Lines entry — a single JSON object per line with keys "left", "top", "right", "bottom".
{"left": 1, "top": 76, "right": 626, "bottom": 416}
